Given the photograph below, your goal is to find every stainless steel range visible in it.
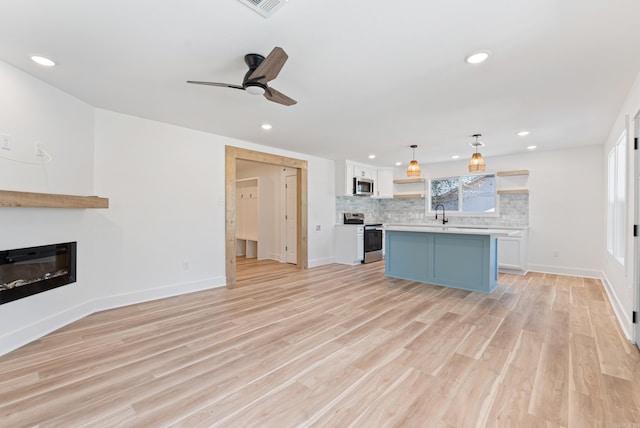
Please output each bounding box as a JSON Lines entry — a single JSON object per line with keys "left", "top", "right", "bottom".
{"left": 343, "top": 213, "right": 383, "bottom": 263}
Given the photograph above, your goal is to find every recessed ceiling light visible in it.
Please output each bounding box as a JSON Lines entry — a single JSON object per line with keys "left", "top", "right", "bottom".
{"left": 517, "top": 131, "right": 530, "bottom": 136}
{"left": 368, "top": 154, "right": 376, "bottom": 159}
{"left": 465, "top": 51, "right": 490, "bottom": 64}
{"left": 527, "top": 145, "right": 537, "bottom": 150}
{"left": 395, "top": 161, "right": 402, "bottom": 166}
{"left": 30, "top": 56, "right": 55, "bottom": 67}
{"left": 452, "top": 155, "right": 460, "bottom": 159}
{"left": 261, "top": 123, "right": 272, "bottom": 130}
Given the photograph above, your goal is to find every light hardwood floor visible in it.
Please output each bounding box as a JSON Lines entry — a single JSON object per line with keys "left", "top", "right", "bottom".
{"left": 1, "top": 259, "right": 639, "bottom": 427}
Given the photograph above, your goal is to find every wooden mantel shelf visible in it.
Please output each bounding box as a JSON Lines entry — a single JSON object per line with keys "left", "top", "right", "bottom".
{"left": 0, "top": 190, "right": 109, "bottom": 208}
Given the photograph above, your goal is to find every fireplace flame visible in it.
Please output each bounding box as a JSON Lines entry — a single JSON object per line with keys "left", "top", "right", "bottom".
{"left": 0, "top": 269, "right": 68, "bottom": 291}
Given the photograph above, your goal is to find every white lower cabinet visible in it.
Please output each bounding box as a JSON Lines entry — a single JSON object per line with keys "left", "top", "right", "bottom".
{"left": 498, "top": 233, "right": 527, "bottom": 274}
{"left": 334, "top": 225, "right": 364, "bottom": 265}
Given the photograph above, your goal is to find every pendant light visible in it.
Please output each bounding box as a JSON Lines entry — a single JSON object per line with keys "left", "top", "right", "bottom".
{"left": 407, "top": 144, "right": 421, "bottom": 177}
{"left": 468, "top": 134, "right": 486, "bottom": 173}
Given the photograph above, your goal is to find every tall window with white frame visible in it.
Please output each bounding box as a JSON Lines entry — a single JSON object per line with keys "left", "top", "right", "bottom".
{"left": 607, "top": 130, "right": 627, "bottom": 265}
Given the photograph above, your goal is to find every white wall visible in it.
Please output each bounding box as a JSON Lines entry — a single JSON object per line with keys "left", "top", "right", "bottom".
{"left": 307, "top": 158, "right": 337, "bottom": 267}
{"left": 0, "top": 59, "right": 336, "bottom": 356}
{"left": 603, "top": 72, "right": 640, "bottom": 340}
{"left": 93, "top": 110, "right": 337, "bottom": 277}
{"left": 92, "top": 110, "right": 228, "bottom": 303}
{"left": 0, "top": 60, "right": 100, "bottom": 353}
{"left": 415, "top": 145, "right": 604, "bottom": 278}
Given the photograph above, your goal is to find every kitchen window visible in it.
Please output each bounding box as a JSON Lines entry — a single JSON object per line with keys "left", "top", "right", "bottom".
{"left": 607, "top": 129, "right": 626, "bottom": 265}
{"left": 429, "top": 174, "right": 496, "bottom": 213}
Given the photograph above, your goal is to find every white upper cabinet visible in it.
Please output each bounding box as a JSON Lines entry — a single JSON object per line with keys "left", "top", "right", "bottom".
{"left": 336, "top": 160, "right": 397, "bottom": 197}
{"left": 335, "top": 160, "right": 374, "bottom": 196}
{"left": 375, "top": 168, "right": 394, "bottom": 198}
{"left": 335, "top": 160, "right": 353, "bottom": 196}
{"left": 353, "top": 164, "right": 373, "bottom": 179}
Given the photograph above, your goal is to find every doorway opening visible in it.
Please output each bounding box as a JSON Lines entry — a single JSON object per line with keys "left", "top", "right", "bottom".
{"left": 225, "top": 146, "right": 308, "bottom": 287}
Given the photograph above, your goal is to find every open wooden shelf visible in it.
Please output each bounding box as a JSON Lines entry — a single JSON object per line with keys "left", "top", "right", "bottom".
{"left": 393, "top": 193, "right": 425, "bottom": 198}
{"left": 497, "top": 189, "right": 529, "bottom": 195}
{"left": 496, "top": 170, "right": 529, "bottom": 177}
{"left": 0, "top": 190, "right": 109, "bottom": 208}
{"left": 393, "top": 178, "right": 425, "bottom": 184}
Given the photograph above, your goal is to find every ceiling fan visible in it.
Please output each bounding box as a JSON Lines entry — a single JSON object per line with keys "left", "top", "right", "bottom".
{"left": 187, "top": 47, "right": 297, "bottom": 106}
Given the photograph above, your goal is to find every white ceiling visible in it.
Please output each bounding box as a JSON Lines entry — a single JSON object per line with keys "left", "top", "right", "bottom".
{"left": 1, "top": 0, "right": 640, "bottom": 167}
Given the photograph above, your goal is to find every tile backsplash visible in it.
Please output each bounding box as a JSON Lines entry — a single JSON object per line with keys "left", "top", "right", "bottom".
{"left": 336, "top": 193, "right": 528, "bottom": 228}
{"left": 335, "top": 196, "right": 381, "bottom": 224}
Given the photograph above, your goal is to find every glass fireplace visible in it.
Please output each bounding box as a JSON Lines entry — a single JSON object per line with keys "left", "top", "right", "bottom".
{"left": 0, "top": 242, "right": 76, "bottom": 304}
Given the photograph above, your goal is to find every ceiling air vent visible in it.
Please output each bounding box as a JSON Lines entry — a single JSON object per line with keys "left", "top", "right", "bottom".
{"left": 237, "top": 0, "right": 287, "bottom": 18}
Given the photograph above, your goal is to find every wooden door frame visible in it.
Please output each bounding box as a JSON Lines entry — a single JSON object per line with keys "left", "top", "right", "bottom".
{"left": 634, "top": 111, "right": 640, "bottom": 349}
{"left": 283, "top": 169, "right": 298, "bottom": 263}
{"left": 225, "top": 146, "right": 308, "bottom": 287}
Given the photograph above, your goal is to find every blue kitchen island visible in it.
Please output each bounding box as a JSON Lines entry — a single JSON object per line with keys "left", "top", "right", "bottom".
{"left": 384, "top": 225, "right": 518, "bottom": 293}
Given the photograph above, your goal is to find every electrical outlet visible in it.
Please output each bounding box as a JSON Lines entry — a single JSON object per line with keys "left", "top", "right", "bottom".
{"left": 1, "top": 134, "right": 11, "bottom": 150}
{"left": 553, "top": 249, "right": 559, "bottom": 258}
{"left": 182, "top": 260, "right": 190, "bottom": 271}
{"left": 35, "top": 141, "right": 45, "bottom": 157}
{"left": 316, "top": 225, "right": 321, "bottom": 231}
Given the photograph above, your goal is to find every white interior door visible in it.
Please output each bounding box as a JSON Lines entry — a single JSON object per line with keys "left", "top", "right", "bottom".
{"left": 285, "top": 173, "right": 297, "bottom": 264}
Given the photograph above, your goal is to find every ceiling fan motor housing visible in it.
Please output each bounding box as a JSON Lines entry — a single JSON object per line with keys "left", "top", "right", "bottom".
{"left": 243, "top": 53, "right": 267, "bottom": 94}
{"left": 244, "top": 53, "right": 265, "bottom": 69}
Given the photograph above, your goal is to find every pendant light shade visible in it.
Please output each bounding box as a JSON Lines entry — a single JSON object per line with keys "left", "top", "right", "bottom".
{"left": 468, "top": 134, "right": 486, "bottom": 173}
{"left": 407, "top": 144, "right": 421, "bottom": 177}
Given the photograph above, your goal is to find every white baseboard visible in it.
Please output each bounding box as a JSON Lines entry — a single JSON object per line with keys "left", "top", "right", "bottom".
{"left": 90, "top": 277, "right": 226, "bottom": 313}
{"left": 269, "top": 252, "right": 281, "bottom": 261}
{"left": 600, "top": 273, "right": 633, "bottom": 340}
{"left": 0, "top": 302, "right": 94, "bottom": 358}
{"left": 308, "top": 257, "right": 335, "bottom": 268}
{"left": 0, "top": 276, "right": 226, "bottom": 357}
{"left": 527, "top": 264, "right": 603, "bottom": 279}
{"left": 526, "top": 268, "right": 632, "bottom": 341}
{"left": 499, "top": 268, "right": 528, "bottom": 276}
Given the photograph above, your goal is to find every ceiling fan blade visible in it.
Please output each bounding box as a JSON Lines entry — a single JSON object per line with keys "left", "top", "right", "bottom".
{"left": 186, "top": 81, "right": 244, "bottom": 90}
{"left": 264, "top": 86, "right": 297, "bottom": 106}
{"left": 249, "top": 47, "right": 288, "bottom": 84}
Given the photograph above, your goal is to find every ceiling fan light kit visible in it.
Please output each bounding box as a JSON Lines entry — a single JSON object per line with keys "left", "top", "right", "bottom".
{"left": 468, "top": 134, "right": 486, "bottom": 173}
{"left": 245, "top": 85, "right": 266, "bottom": 95}
{"left": 187, "top": 47, "right": 296, "bottom": 106}
{"left": 407, "top": 145, "right": 421, "bottom": 177}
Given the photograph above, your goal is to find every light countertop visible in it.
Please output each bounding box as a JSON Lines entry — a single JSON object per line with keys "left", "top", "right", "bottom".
{"left": 383, "top": 224, "right": 522, "bottom": 237}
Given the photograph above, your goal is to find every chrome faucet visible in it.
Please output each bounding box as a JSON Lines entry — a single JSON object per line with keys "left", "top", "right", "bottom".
{"left": 434, "top": 203, "right": 448, "bottom": 225}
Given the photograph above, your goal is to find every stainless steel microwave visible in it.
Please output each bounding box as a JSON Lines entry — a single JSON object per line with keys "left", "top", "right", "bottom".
{"left": 353, "top": 177, "right": 374, "bottom": 196}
